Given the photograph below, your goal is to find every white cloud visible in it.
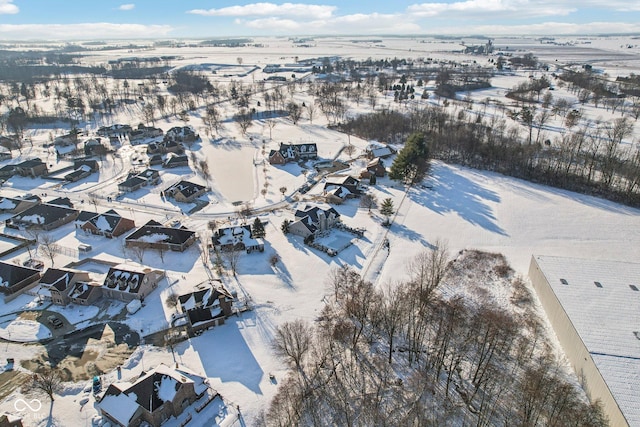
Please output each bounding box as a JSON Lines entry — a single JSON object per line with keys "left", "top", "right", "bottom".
{"left": 0, "top": 23, "right": 173, "bottom": 40}
{"left": 118, "top": 4, "right": 135, "bottom": 11}
{"left": 241, "top": 12, "right": 421, "bottom": 35}
{"left": 0, "top": 0, "right": 18, "bottom": 15}
{"left": 187, "top": 2, "right": 336, "bottom": 18}
{"left": 408, "top": 0, "right": 575, "bottom": 19}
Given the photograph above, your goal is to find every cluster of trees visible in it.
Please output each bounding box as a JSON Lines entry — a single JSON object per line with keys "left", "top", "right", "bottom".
{"left": 263, "top": 249, "right": 606, "bottom": 426}
{"left": 389, "top": 132, "right": 431, "bottom": 184}
{"left": 343, "top": 102, "right": 640, "bottom": 206}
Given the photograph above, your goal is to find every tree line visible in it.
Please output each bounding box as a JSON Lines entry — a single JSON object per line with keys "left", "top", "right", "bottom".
{"left": 262, "top": 248, "right": 606, "bottom": 426}
{"left": 342, "top": 104, "right": 640, "bottom": 206}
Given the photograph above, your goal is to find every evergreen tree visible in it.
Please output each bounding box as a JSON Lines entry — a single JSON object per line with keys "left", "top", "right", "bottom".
{"left": 252, "top": 217, "right": 266, "bottom": 238}
{"left": 380, "top": 198, "right": 395, "bottom": 225}
{"left": 281, "top": 219, "right": 291, "bottom": 234}
{"left": 389, "top": 132, "right": 431, "bottom": 184}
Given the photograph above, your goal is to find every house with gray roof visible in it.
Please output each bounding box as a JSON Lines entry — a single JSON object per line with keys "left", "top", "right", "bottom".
{"left": 80, "top": 209, "right": 135, "bottom": 238}
{"left": 98, "top": 363, "right": 209, "bottom": 427}
{"left": 126, "top": 220, "right": 196, "bottom": 252}
{"left": 164, "top": 180, "right": 207, "bottom": 204}
{"left": 7, "top": 202, "right": 79, "bottom": 231}
{"left": 0, "top": 261, "right": 41, "bottom": 300}
{"left": 101, "top": 263, "right": 163, "bottom": 302}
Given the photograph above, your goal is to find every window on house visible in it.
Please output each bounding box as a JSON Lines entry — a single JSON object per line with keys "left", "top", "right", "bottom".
{"left": 560, "top": 278, "right": 568, "bottom": 285}
{"left": 594, "top": 281, "right": 603, "bottom": 288}
{"left": 630, "top": 285, "right": 639, "bottom": 291}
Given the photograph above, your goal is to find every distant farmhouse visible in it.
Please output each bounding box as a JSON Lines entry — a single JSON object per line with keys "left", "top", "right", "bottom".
{"left": 269, "top": 142, "right": 318, "bottom": 165}
{"left": 211, "top": 224, "right": 264, "bottom": 253}
{"left": 126, "top": 220, "right": 196, "bottom": 252}
{"left": 289, "top": 205, "right": 341, "bottom": 238}
{"left": 164, "top": 180, "right": 207, "bottom": 204}
{"left": 118, "top": 169, "right": 161, "bottom": 193}
{"left": 177, "top": 280, "right": 234, "bottom": 335}
{"left": 0, "top": 261, "right": 41, "bottom": 301}
{"left": 98, "top": 363, "right": 211, "bottom": 427}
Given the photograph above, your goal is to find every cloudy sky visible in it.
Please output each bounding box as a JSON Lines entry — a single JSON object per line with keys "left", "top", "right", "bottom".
{"left": 0, "top": 0, "right": 639, "bottom": 40}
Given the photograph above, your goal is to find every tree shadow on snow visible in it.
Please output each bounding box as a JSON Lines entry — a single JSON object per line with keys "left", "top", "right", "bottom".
{"left": 411, "top": 166, "right": 508, "bottom": 236}
{"left": 189, "top": 318, "right": 263, "bottom": 394}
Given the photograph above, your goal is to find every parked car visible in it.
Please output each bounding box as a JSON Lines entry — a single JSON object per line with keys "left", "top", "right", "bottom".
{"left": 47, "top": 315, "right": 63, "bottom": 329}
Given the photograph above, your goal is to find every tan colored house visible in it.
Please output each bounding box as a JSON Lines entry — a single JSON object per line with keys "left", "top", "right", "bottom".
{"left": 164, "top": 181, "right": 207, "bottom": 204}
{"left": 101, "top": 264, "right": 163, "bottom": 302}
{"left": 38, "top": 268, "right": 92, "bottom": 306}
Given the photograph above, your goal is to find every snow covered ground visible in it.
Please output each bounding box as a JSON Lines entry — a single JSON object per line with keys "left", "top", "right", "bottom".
{"left": 0, "top": 35, "right": 639, "bottom": 426}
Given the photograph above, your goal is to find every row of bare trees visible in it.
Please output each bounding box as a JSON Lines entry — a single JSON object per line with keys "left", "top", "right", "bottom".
{"left": 263, "top": 247, "right": 607, "bottom": 426}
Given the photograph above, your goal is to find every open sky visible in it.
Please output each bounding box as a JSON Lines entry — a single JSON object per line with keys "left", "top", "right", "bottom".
{"left": 0, "top": 0, "right": 639, "bottom": 40}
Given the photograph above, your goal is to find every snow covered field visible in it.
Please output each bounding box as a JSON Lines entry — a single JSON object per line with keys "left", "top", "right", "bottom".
{"left": 0, "top": 35, "right": 639, "bottom": 426}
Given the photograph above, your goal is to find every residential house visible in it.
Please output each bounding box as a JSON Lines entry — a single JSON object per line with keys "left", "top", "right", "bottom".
{"left": 164, "top": 181, "right": 207, "bottom": 204}
{"left": 98, "top": 364, "right": 209, "bottom": 427}
{"left": 0, "top": 135, "right": 19, "bottom": 151}
{"left": 147, "top": 140, "right": 184, "bottom": 155}
{"left": 0, "top": 261, "right": 41, "bottom": 300}
{"left": 64, "top": 160, "right": 98, "bottom": 183}
{"left": 97, "top": 124, "right": 132, "bottom": 138}
{"left": 38, "top": 268, "right": 91, "bottom": 306}
{"left": 0, "top": 413, "right": 22, "bottom": 427}
{"left": 0, "top": 165, "right": 15, "bottom": 179}
{"left": 323, "top": 175, "right": 361, "bottom": 203}
{"left": 211, "top": 225, "right": 264, "bottom": 253}
{"left": 148, "top": 154, "right": 163, "bottom": 166}
{"left": 268, "top": 142, "right": 318, "bottom": 165}
{"left": 0, "top": 148, "right": 11, "bottom": 161}
{"left": 7, "top": 202, "right": 79, "bottom": 231}
{"left": 14, "top": 159, "right": 47, "bottom": 177}
{"left": 360, "top": 157, "right": 386, "bottom": 179}
{"left": 365, "top": 143, "right": 396, "bottom": 159}
{"left": 84, "top": 138, "right": 108, "bottom": 156}
{"left": 162, "top": 154, "right": 189, "bottom": 169}
{"left": 178, "top": 281, "right": 234, "bottom": 335}
{"left": 126, "top": 220, "right": 196, "bottom": 252}
{"left": 129, "top": 124, "right": 163, "bottom": 145}
{"left": 164, "top": 126, "right": 199, "bottom": 144}
{"left": 46, "top": 197, "right": 74, "bottom": 208}
{"left": 80, "top": 209, "right": 135, "bottom": 238}
{"left": 0, "top": 194, "right": 40, "bottom": 214}
{"left": 118, "top": 169, "right": 161, "bottom": 193}
{"left": 289, "top": 205, "right": 341, "bottom": 238}
{"left": 68, "top": 281, "right": 103, "bottom": 306}
{"left": 101, "top": 264, "right": 163, "bottom": 302}
{"left": 53, "top": 131, "right": 82, "bottom": 147}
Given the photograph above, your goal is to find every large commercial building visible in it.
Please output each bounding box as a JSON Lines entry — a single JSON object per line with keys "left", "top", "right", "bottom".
{"left": 529, "top": 255, "right": 640, "bottom": 427}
